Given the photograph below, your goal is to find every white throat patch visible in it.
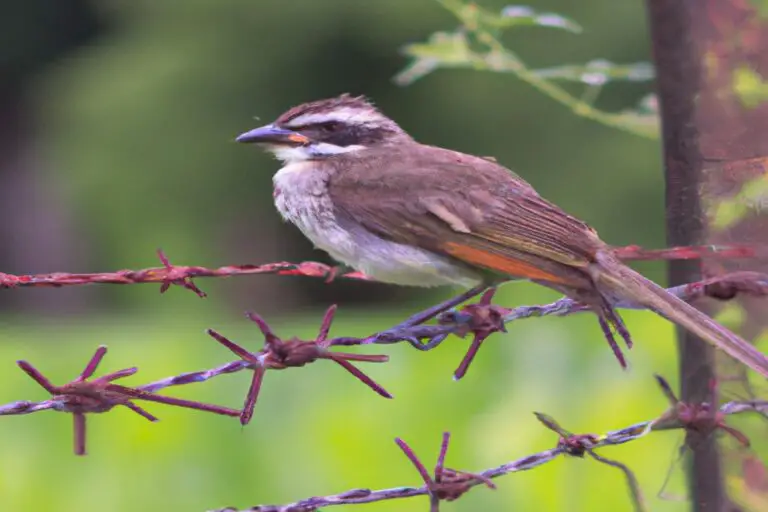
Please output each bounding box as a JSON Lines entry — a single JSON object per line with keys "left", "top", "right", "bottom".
{"left": 269, "top": 143, "right": 365, "bottom": 163}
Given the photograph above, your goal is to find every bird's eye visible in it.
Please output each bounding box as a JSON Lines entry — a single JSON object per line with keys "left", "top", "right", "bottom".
{"left": 320, "top": 121, "right": 342, "bottom": 132}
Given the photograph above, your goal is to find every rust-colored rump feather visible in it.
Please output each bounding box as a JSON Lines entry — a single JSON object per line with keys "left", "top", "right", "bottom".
{"left": 443, "top": 242, "right": 578, "bottom": 286}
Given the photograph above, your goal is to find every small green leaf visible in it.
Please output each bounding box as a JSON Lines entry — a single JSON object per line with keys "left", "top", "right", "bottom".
{"left": 441, "top": 1, "right": 582, "bottom": 34}
{"left": 499, "top": 5, "right": 582, "bottom": 33}
{"left": 394, "top": 30, "right": 471, "bottom": 85}
{"left": 533, "top": 60, "right": 655, "bottom": 84}
{"left": 400, "top": 30, "right": 470, "bottom": 63}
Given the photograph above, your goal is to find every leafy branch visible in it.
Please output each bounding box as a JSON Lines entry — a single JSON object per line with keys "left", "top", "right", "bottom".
{"left": 395, "top": 1, "right": 659, "bottom": 138}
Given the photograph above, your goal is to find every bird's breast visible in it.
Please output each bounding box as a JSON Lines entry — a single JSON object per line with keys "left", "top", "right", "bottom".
{"left": 273, "top": 162, "right": 355, "bottom": 261}
{"left": 271, "top": 162, "right": 483, "bottom": 288}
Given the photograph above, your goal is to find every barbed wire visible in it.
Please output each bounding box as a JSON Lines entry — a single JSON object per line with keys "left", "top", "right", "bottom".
{"left": 2, "top": 247, "right": 765, "bottom": 380}
{"left": 207, "top": 384, "right": 767, "bottom": 512}
{"left": 4, "top": 269, "right": 766, "bottom": 432}
{"left": 2, "top": 251, "right": 768, "bottom": 508}
{"left": 2, "top": 338, "right": 765, "bottom": 510}
{"left": 0, "top": 244, "right": 764, "bottom": 293}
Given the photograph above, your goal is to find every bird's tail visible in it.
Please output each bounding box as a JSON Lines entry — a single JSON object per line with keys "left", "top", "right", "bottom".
{"left": 592, "top": 251, "right": 768, "bottom": 378}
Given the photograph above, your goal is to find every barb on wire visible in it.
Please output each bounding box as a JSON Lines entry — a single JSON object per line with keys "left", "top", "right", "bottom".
{"left": 651, "top": 374, "right": 755, "bottom": 501}
{"left": 156, "top": 249, "right": 208, "bottom": 297}
{"left": 438, "top": 288, "right": 509, "bottom": 380}
{"left": 207, "top": 305, "right": 392, "bottom": 425}
{"left": 0, "top": 249, "right": 370, "bottom": 294}
{"left": 0, "top": 244, "right": 763, "bottom": 293}
{"left": 651, "top": 374, "right": 751, "bottom": 447}
{"left": 3, "top": 346, "right": 240, "bottom": 455}
{"left": 396, "top": 432, "right": 496, "bottom": 511}
{"left": 209, "top": 378, "right": 768, "bottom": 512}
{"left": 534, "top": 412, "right": 645, "bottom": 511}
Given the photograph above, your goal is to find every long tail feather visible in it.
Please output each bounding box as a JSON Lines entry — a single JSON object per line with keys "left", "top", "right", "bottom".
{"left": 592, "top": 251, "right": 768, "bottom": 378}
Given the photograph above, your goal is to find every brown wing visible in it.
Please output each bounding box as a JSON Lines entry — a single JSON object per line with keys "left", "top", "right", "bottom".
{"left": 328, "top": 145, "right": 605, "bottom": 287}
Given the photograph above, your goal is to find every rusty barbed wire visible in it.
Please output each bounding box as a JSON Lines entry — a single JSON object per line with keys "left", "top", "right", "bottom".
{"left": 330, "top": 270, "right": 768, "bottom": 379}
{"left": 206, "top": 305, "right": 392, "bottom": 425}
{"left": 0, "top": 244, "right": 764, "bottom": 294}
{"left": 2, "top": 273, "right": 766, "bottom": 461}
{"left": 2, "top": 345, "right": 241, "bottom": 455}
{"left": 2, "top": 247, "right": 764, "bottom": 380}
{"left": 10, "top": 269, "right": 762, "bottom": 431}
{"left": 0, "top": 310, "right": 392, "bottom": 446}
{"left": 2, "top": 250, "right": 768, "bottom": 508}
{"left": 207, "top": 377, "right": 767, "bottom": 512}
{"left": 39, "top": 269, "right": 765, "bottom": 429}
{"left": 0, "top": 249, "right": 370, "bottom": 294}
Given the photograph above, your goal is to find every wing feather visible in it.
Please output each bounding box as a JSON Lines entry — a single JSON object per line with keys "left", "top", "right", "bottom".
{"left": 328, "top": 145, "right": 604, "bottom": 287}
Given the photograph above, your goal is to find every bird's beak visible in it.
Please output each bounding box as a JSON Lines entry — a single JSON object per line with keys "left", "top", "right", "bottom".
{"left": 235, "top": 124, "right": 310, "bottom": 145}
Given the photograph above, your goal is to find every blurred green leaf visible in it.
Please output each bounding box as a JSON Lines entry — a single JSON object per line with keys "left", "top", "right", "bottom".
{"left": 532, "top": 60, "right": 655, "bottom": 85}
{"left": 438, "top": 1, "right": 582, "bottom": 34}
{"left": 395, "top": 0, "right": 659, "bottom": 139}
{"left": 498, "top": 5, "right": 582, "bottom": 33}
{"left": 610, "top": 94, "right": 660, "bottom": 139}
{"left": 395, "top": 30, "right": 471, "bottom": 85}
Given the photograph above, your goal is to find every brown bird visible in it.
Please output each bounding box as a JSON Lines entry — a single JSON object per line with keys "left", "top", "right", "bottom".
{"left": 236, "top": 93, "right": 768, "bottom": 378}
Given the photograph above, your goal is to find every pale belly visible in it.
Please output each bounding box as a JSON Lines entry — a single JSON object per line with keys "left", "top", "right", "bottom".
{"left": 272, "top": 163, "right": 483, "bottom": 288}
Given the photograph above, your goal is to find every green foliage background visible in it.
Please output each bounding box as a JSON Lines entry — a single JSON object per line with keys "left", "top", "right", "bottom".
{"left": 1, "top": 1, "right": 764, "bottom": 511}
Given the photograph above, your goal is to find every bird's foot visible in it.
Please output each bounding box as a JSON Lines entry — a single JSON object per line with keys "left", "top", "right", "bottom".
{"left": 368, "top": 287, "right": 510, "bottom": 380}
{"left": 363, "top": 284, "right": 489, "bottom": 349}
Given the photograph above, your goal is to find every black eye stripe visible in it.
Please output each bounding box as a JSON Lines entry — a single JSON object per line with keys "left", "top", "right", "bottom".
{"left": 286, "top": 121, "right": 344, "bottom": 132}
{"left": 282, "top": 121, "right": 393, "bottom": 147}
{"left": 320, "top": 121, "right": 342, "bottom": 131}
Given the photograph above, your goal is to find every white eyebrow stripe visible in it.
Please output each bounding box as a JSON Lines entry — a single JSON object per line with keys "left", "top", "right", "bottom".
{"left": 284, "top": 108, "right": 385, "bottom": 128}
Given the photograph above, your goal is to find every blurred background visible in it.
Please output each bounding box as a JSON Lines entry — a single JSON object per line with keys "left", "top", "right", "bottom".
{"left": 0, "top": 1, "right": 763, "bottom": 511}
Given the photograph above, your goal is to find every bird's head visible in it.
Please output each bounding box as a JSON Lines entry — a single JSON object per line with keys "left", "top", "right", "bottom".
{"left": 235, "top": 94, "right": 411, "bottom": 163}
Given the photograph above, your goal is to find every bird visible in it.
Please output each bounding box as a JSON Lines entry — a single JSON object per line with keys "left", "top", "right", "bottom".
{"left": 235, "top": 93, "right": 768, "bottom": 378}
